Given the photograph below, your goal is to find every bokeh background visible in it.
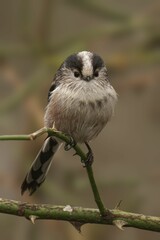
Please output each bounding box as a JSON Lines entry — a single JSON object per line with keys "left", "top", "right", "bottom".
{"left": 0, "top": 0, "right": 160, "bottom": 239}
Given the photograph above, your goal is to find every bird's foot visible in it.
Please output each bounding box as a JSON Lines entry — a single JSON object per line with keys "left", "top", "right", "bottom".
{"left": 64, "top": 135, "right": 76, "bottom": 151}
{"left": 82, "top": 142, "right": 94, "bottom": 167}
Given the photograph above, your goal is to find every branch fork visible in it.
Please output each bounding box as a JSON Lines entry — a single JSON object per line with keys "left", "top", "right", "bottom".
{"left": 0, "top": 128, "right": 160, "bottom": 232}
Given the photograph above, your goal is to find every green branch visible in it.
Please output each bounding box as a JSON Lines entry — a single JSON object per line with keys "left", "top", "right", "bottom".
{"left": 0, "top": 128, "right": 107, "bottom": 216}
{"left": 0, "top": 198, "right": 160, "bottom": 232}
{"left": 0, "top": 128, "right": 160, "bottom": 232}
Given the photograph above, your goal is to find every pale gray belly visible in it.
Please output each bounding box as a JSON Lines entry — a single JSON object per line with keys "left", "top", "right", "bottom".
{"left": 44, "top": 96, "right": 112, "bottom": 143}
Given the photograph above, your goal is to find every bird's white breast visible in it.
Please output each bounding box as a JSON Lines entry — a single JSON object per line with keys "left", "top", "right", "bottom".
{"left": 44, "top": 80, "right": 117, "bottom": 142}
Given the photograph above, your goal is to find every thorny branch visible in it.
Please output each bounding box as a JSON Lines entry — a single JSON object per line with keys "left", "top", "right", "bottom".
{"left": 0, "top": 128, "right": 160, "bottom": 232}
{"left": 0, "top": 127, "right": 107, "bottom": 216}
{"left": 0, "top": 198, "right": 160, "bottom": 232}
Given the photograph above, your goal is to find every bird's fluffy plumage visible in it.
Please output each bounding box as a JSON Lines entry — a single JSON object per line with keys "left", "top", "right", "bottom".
{"left": 21, "top": 51, "right": 117, "bottom": 195}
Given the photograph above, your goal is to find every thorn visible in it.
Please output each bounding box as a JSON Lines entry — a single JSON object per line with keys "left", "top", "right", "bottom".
{"left": 70, "top": 221, "right": 84, "bottom": 233}
{"left": 114, "top": 200, "right": 123, "bottom": 210}
{"left": 113, "top": 220, "right": 127, "bottom": 231}
{"left": 29, "top": 215, "right": 38, "bottom": 224}
{"left": 73, "top": 152, "right": 78, "bottom": 156}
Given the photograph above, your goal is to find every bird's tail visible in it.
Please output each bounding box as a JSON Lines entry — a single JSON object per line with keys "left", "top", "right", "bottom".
{"left": 21, "top": 136, "right": 60, "bottom": 195}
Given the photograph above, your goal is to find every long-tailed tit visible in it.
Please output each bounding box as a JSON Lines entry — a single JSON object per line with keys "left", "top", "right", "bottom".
{"left": 21, "top": 51, "right": 117, "bottom": 195}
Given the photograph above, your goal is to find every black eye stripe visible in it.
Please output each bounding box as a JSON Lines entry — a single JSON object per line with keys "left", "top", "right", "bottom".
{"left": 92, "top": 54, "right": 104, "bottom": 71}
{"left": 65, "top": 54, "right": 83, "bottom": 73}
{"left": 63, "top": 52, "right": 105, "bottom": 79}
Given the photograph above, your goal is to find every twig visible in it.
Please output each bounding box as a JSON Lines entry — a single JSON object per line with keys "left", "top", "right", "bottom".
{"left": 0, "top": 129, "right": 160, "bottom": 232}
{"left": 0, "top": 198, "right": 160, "bottom": 232}
{"left": 0, "top": 128, "right": 107, "bottom": 216}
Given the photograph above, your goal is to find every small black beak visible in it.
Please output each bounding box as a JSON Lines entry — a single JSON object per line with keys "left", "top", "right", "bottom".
{"left": 83, "top": 76, "right": 92, "bottom": 82}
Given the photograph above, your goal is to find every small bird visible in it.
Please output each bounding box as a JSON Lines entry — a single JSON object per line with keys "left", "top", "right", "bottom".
{"left": 21, "top": 51, "right": 117, "bottom": 195}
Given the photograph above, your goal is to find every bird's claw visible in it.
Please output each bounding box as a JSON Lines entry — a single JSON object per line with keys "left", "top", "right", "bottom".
{"left": 64, "top": 135, "right": 76, "bottom": 151}
{"left": 83, "top": 151, "right": 94, "bottom": 167}
{"left": 82, "top": 142, "right": 94, "bottom": 167}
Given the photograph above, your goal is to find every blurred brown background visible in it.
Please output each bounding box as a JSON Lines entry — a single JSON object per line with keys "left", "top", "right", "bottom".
{"left": 0, "top": 0, "right": 160, "bottom": 239}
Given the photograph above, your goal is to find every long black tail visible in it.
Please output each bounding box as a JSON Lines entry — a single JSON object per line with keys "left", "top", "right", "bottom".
{"left": 21, "top": 137, "right": 60, "bottom": 195}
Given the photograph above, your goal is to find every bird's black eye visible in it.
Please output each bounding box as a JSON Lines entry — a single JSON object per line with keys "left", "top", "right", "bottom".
{"left": 94, "top": 71, "right": 99, "bottom": 77}
{"left": 74, "top": 71, "right": 80, "bottom": 78}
